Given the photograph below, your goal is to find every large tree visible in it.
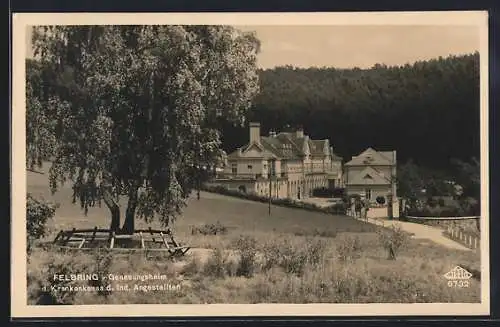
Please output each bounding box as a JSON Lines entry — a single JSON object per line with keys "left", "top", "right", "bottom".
{"left": 29, "top": 25, "right": 260, "bottom": 234}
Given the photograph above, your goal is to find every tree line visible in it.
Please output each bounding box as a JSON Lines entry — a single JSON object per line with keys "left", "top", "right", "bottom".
{"left": 221, "top": 52, "right": 480, "bottom": 173}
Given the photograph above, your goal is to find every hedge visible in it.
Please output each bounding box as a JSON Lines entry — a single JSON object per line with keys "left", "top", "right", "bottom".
{"left": 201, "top": 184, "right": 347, "bottom": 215}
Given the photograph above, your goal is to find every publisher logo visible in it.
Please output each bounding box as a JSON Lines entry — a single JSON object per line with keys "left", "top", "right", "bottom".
{"left": 444, "top": 266, "right": 472, "bottom": 288}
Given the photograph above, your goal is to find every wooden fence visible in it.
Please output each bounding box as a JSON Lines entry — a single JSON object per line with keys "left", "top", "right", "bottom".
{"left": 444, "top": 226, "right": 480, "bottom": 250}
{"left": 405, "top": 215, "right": 480, "bottom": 250}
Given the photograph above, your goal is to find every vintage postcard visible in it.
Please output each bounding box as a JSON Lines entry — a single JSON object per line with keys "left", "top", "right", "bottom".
{"left": 11, "top": 11, "right": 489, "bottom": 318}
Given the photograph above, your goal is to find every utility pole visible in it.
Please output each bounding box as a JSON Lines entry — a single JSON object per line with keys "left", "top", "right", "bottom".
{"left": 268, "top": 158, "right": 275, "bottom": 216}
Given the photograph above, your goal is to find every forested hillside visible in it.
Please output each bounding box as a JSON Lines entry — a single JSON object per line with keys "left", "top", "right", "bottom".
{"left": 221, "top": 52, "right": 480, "bottom": 171}
{"left": 27, "top": 52, "right": 480, "bottom": 172}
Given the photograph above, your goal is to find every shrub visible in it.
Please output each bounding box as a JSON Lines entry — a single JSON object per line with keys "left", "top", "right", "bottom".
{"left": 279, "top": 242, "right": 309, "bottom": 276}
{"left": 261, "top": 240, "right": 304, "bottom": 275}
{"left": 203, "top": 247, "right": 230, "bottom": 278}
{"left": 203, "top": 183, "right": 353, "bottom": 216}
{"left": 27, "top": 194, "right": 57, "bottom": 253}
{"left": 376, "top": 196, "right": 386, "bottom": 205}
{"left": 191, "top": 221, "right": 228, "bottom": 235}
{"left": 377, "top": 225, "right": 410, "bottom": 260}
{"left": 234, "top": 235, "right": 258, "bottom": 277}
{"left": 303, "top": 238, "right": 327, "bottom": 266}
{"left": 336, "top": 235, "right": 362, "bottom": 262}
{"left": 331, "top": 187, "right": 346, "bottom": 198}
{"left": 261, "top": 238, "right": 327, "bottom": 276}
{"left": 312, "top": 187, "right": 334, "bottom": 198}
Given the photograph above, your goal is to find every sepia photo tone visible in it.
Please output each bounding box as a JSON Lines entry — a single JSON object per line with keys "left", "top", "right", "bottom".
{"left": 12, "top": 12, "right": 489, "bottom": 317}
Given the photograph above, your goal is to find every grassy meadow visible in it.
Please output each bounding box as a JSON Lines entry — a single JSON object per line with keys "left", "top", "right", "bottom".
{"left": 26, "top": 163, "right": 481, "bottom": 304}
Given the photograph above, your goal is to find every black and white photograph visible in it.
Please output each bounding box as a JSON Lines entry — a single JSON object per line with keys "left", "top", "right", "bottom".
{"left": 11, "top": 11, "right": 489, "bottom": 317}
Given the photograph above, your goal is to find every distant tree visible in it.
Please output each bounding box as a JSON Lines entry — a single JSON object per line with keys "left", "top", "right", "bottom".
{"left": 29, "top": 25, "right": 260, "bottom": 234}
{"left": 451, "top": 157, "right": 480, "bottom": 199}
{"left": 396, "top": 159, "right": 425, "bottom": 204}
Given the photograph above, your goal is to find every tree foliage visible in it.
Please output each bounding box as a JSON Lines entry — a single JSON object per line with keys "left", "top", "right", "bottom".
{"left": 28, "top": 25, "right": 260, "bottom": 233}
{"left": 451, "top": 157, "right": 480, "bottom": 199}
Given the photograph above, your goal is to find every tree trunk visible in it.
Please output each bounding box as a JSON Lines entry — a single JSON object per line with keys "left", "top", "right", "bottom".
{"left": 101, "top": 189, "right": 121, "bottom": 232}
{"left": 121, "top": 184, "right": 139, "bottom": 234}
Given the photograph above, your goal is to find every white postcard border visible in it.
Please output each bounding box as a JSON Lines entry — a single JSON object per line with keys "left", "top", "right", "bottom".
{"left": 11, "top": 11, "right": 490, "bottom": 318}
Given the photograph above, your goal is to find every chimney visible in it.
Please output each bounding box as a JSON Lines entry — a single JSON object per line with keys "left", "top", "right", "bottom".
{"left": 249, "top": 122, "right": 261, "bottom": 144}
{"left": 296, "top": 126, "right": 304, "bottom": 138}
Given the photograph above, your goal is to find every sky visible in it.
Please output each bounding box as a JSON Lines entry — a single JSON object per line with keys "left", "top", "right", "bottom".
{"left": 236, "top": 25, "right": 479, "bottom": 69}
{"left": 26, "top": 25, "right": 479, "bottom": 69}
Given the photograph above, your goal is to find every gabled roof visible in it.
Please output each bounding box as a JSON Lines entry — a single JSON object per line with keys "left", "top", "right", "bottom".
{"left": 347, "top": 166, "right": 391, "bottom": 185}
{"left": 227, "top": 129, "right": 341, "bottom": 162}
{"left": 345, "top": 147, "right": 395, "bottom": 166}
{"left": 226, "top": 141, "right": 277, "bottom": 160}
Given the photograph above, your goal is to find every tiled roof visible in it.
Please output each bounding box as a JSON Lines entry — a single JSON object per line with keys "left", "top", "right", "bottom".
{"left": 226, "top": 142, "right": 277, "bottom": 160}
{"left": 345, "top": 147, "right": 395, "bottom": 166}
{"left": 226, "top": 131, "right": 341, "bottom": 162}
{"left": 347, "top": 166, "right": 391, "bottom": 185}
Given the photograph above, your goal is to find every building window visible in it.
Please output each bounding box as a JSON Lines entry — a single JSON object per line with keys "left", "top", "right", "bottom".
{"left": 248, "top": 165, "right": 253, "bottom": 170}
{"left": 365, "top": 188, "right": 372, "bottom": 200}
{"left": 231, "top": 164, "right": 237, "bottom": 175}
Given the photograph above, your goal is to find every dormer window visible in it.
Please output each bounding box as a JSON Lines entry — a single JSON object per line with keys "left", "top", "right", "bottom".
{"left": 363, "top": 156, "right": 374, "bottom": 164}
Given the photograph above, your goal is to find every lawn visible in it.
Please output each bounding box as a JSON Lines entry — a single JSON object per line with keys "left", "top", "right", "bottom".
{"left": 26, "top": 163, "right": 482, "bottom": 305}
{"left": 27, "top": 162, "right": 377, "bottom": 248}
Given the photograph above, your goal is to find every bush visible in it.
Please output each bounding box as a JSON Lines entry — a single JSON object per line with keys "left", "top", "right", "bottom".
{"left": 278, "top": 242, "right": 309, "bottom": 276}
{"left": 377, "top": 225, "right": 410, "bottom": 260}
{"left": 336, "top": 235, "right": 362, "bottom": 262}
{"left": 376, "top": 196, "right": 386, "bottom": 205}
{"left": 203, "top": 248, "right": 230, "bottom": 278}
{"left": 261, "top": 238, "right": 326, "bottom": 276}
{"left": 192, "top": 221, "right": 228, "bottom": 236}
{"left": 27, "top": 194, "right": 57, "bottom": 253}
{"left": 312, "top": 187, "right": 333, "bottom": 198}
{"left": 331, "top": 187, "right": 346, "bottom": 198}
{"left": 234, "top": 235, "right": 259, "bottom": 277}
{"left": 203, "top": 184, "right": 353, "bottom": 216}
{"left": 303, "top": 238, "right": 327, "bottom": 266}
